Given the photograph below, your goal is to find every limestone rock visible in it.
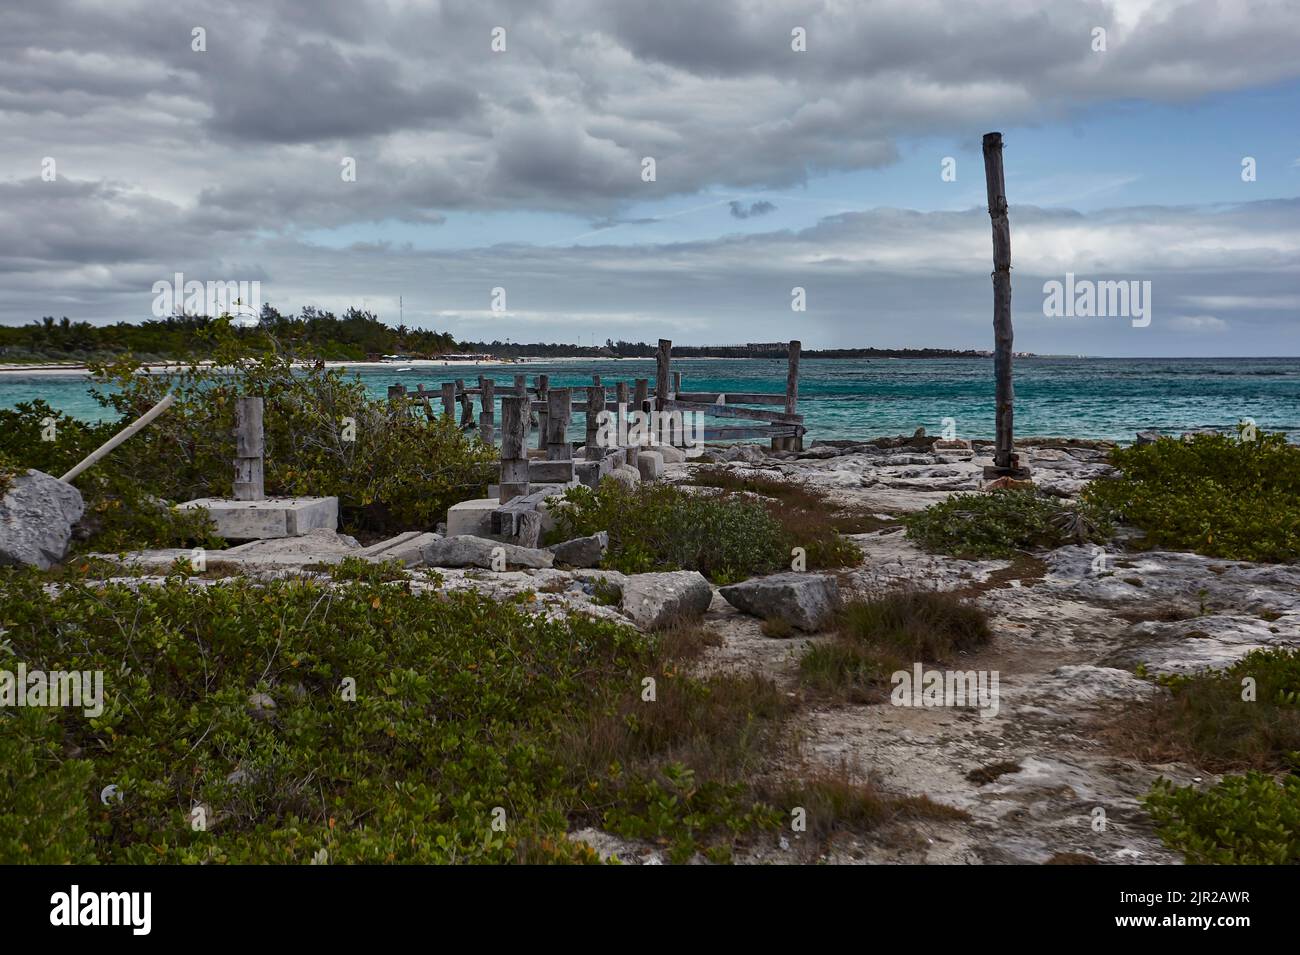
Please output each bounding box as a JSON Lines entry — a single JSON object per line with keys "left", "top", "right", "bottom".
{"left": 621, "top": 570, "right": 713, "bottom": 630}
{"left": 719, "top": 572, "right": 840, "bottom": 632}
{"left": 0, "top": 469, "right": 85, "bottom": 569}
{"left": 549, "top": 531, "right": 608, "bottom": 568}
{"left": 421, "top": 535, "right": 554, "bottom": 569}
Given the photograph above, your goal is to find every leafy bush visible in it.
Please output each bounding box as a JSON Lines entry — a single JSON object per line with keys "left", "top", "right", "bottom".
{"left": 905, "top": 489, "right": 1109, "bottom": 558}
{"left": 1145, "top": 773, "right": 1300, "bottom": 864}
{"left": 549, "top": 478, "right": 860, "bottom": 583}
{"left": 86, "top": 332, "right": 497, "bottom": 535}
{"left": 1084, "top": 431, "right": 1300, "bottom": 562}
{"left": 0, "top": 567, "right": 801, "bottom": 864}
{"left": 0, "top": 400, "right": 223, "bottom": 551}
{"left": 0, "top": 324, "right": 498, "bottom": 547}
{"left": 801, "top": 590, "right": 992, "bottom": 700}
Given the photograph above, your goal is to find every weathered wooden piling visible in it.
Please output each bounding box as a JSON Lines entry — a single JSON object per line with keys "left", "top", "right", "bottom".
{"left": 773, "top": 340, "right": 802, "bottom": 451}
{"left": 981, "top": 131, "right": 1029, "bottom": 479}
{"left": 655, "top": 339, "right": 672, "bottom": 413}
{"left": 634, "top": 378, "right": 648, "bottom": 416}
{"left": 478, "top": 377, "right": 495, "bottom": 444}
{"left": 586, "top": 385, "right": 605, "bottom": 460}
{"left": 546, "top": 387, "right": 572, "bottom": 460}
{"left": 440, "top": 382, "right": 456, "bottom": 420}
{"left": 233, "top": 396, "right": 265, "bottom": 501}
{"left": 456, "top": 378, "right": 474, "bottom": 428}
{"left": 535, "top": 374, "right": 549, "bottom": 450}
{"left": 499, "top": 395, "right": 529, "bottom": 503}
{"left": 387, "top": 384, "right": 407, "bottom": 412}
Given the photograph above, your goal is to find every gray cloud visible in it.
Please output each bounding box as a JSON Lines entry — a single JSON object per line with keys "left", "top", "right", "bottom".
{"left": 1, "top": 0, "right": 1298, "bottom": 357}
{"left": 729, "top": 200, "right": 777, "bottom": 219}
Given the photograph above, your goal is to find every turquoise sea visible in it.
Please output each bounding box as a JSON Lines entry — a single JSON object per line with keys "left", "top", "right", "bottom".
{"left": 3, "top": 357, "right": 1298, "bottom": 443}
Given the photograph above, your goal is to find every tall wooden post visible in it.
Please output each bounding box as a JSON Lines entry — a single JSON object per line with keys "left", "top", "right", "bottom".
{"left": 546, "top": 388, "right": 572, "bottom": 460}
{"left": 233, "top": 396, "right": 265, "bottom": 501}
{"left": 655, "top": 339, "right": 672, "bottom": 412}
{"left": 778, "top": 340, "right": 801, "bottom": 451}
{"left": 440, "top": 382, "right": 456, "bottom": 420}
{"left": 634, "top": 378, "right": 649, "bottom": 416}
{"left": 982, "top": 132, "right": 1028, "bottom": 479}
{"left": 479, "top": 377, "right": 495, "bottom": 445}
{"left": 499, "top": 395, "right": 529, "bottom": 503}
{"left": 456, "top": 378, "right": 474, "bottom": 428}
{"left": 387, "top": 383, "right": 407, "bottom": 411}
{"left": 535, "top": 374, "right": 549, "bottom": 450}
{"left": 586, "top": 385, "right": 605, "bottom": 460}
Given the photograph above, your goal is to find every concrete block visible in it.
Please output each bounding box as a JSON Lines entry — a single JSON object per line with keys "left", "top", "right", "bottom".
{"left": 177, "top": 497, "right": 337, "bottom": 541}
{"left": 446, "top": 497, "right": 501, "bottom": 537}
{"left": 529, "top": 460, "right": 575, "bottom": 483}
{"left": 636, "top": 451, "right": 664, "bottom": 481}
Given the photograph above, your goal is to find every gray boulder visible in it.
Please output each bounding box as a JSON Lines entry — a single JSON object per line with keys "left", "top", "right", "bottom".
{"left": 621, "top": 570, "right": 713, "bottom": 630}
{"left": 420, "top": 535, "right": 554, "bottom": 569}
{"left": 1135, "top": 430, "right": 1163, "bottom": 446}
{"left": 0, "top": 469, "right": 85, "bottom": 569}
{"left": 656, "top": 445, "right": 688, "bottom": 464}
{"left": 549, "top": 531, "right": 608, "bottom": 568}
{"left": 719, "top": 572, "right": 840, "bottom": 632}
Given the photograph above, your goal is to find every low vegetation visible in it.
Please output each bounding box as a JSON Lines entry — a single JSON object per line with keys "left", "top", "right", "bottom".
{"left": 905, "top": 489, "right": 1110, "bottom": 558}
{"left": 800, "top": 590, "right": 993, "bottom": 701}
{"left": 1114, "top": 647, "right": 1300, "bottom": 864}
{"left": 0, "top": 324, "right": 496, "bottom": 549}
{"left": 0, "top": 567, "right": 967, "bottom": 864}
{"left": 1084, "top": 430, "right": 1300, "bottom": 563}
{"left": 1145, "top": 773, "right": 1300, "bottom": 865}
{"left": 549, "top": 478, "right": 862, "bottom": 584}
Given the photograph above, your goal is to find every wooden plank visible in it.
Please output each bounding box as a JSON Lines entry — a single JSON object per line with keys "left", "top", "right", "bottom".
{"left": 664, "top": 398, "right": 802, "bottom": 424}
{"left": 674, "top": 391, "right": 786, "bottom": 405}
{"left": 702, "top": 426, "right": 798, "bottom": 440}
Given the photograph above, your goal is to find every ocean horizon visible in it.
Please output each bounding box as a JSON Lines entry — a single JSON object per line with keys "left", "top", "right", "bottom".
{"left": 6, "top": 355, "right": 1297, "bottom": 444}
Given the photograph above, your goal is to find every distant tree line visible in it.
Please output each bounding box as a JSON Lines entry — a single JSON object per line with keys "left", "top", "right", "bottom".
{"left": 0, "top": 308, "right": 457, "bottom": 362}
{"left": 2, "top": 313, "right": 1002, "bottom": 363}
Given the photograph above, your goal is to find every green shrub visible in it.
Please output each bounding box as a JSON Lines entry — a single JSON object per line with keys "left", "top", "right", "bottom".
{"left": 0, "top": 709, "right": 97, "bottom": 864}
{"left": 0, "top": 567, "right": 794, "bottom": 864}
{"left": 0, "top": 400, "right": 224, "bottom": 552}
{"left": 0, "top": 325, "right": 498, "bottom": 548}
{"left": 1084, "top": 431, "right": 1300, "bottom": 562}
{"left": 549, "top": 479, "right": 859, "bottom": 583}
{"left": 85, "top": 331, "right": 497, "bottom": 535}
{"left": 905, "top": 489, "right": 1109, "bottom": 558}
{"left": 1145, "top": 772, "right": 1300, "bottom": 864}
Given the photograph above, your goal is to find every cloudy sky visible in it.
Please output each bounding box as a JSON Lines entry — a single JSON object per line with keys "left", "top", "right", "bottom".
{"left": 2, "top": 0, "right": 1298, "bottom": 355}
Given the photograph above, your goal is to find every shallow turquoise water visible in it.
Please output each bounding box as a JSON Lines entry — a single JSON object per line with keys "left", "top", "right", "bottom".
{"left": 4, "top": 357, "right": 1298, "bottom": 443}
